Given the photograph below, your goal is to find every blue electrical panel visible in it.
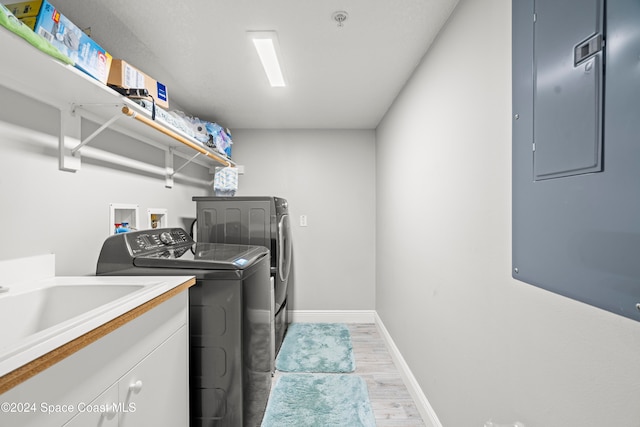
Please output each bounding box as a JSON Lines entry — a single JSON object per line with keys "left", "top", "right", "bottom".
{"left": 512, "top": 0, "right": 640, "bottom": 321}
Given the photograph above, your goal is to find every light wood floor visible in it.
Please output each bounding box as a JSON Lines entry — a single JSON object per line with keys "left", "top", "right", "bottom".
{"left": 270, "top": 323, "right": 425, "bottom": 426}
{"left": 349, "top": 323, "right": 426, "bottom": 426}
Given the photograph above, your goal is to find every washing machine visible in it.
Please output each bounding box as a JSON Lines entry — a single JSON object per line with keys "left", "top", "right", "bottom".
{"left": 96, "top": 227, "right": 273, "bottom": 427}
{"left": 192, "top": 196, "right": 293, "bottom": 353}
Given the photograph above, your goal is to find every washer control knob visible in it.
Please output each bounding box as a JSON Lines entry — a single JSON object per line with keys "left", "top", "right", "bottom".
{"left": 159, "top": 232, "right": 173, "bottom": 245}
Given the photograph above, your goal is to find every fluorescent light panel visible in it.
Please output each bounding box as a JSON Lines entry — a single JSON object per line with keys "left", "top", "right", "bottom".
{"left": 249, "top": 31, "right": 286, "bottom": 87}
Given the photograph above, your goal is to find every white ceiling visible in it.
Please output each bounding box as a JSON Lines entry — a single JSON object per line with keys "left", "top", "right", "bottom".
{"left": 51, "top": 0, "right": 459, "bottom": 129}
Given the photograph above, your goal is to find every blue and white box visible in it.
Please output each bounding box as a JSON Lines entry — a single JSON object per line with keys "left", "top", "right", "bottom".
{"left": 33, "top": 0, "right": 112, "bottom": 84}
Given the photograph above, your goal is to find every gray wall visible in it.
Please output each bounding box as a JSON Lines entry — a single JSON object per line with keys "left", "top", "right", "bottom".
{"left": 376, "top": 0, "right": 640, "bottom": 426}
{"left": 0, "top": 85, "right": 210, "bottom": 275}
{"left": 231, "top": 129, "right": 376, "bottom": 312}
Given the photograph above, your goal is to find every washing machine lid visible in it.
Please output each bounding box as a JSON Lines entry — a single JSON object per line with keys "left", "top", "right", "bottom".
{"left": 133, "top": 242, "right": 268, "bottom": 270}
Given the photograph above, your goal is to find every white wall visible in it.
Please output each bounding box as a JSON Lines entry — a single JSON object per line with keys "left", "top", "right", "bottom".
{"left": 376, "top": 0, "right": 640, "bottom": 426}
{"left": 231, "top": 129, "right": 376, "bottom": 312}
{"left": 0, "top": 85, "right": 211, "bottom": 275}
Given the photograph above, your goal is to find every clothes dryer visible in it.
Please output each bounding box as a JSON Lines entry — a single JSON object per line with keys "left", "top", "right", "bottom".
{"left": 192, "top": 196, "right": 292, "bottom": 353}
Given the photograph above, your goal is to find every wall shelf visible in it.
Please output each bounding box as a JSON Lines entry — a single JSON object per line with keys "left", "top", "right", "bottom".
{"left": 0, "top": 26, "right": 234, "bottom": 187}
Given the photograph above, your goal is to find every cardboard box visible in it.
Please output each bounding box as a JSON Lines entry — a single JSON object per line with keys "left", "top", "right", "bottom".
{"left": 20, "top": 15, "right": 36, "bottom": 29}
{"left": 108, "top": 59, "right": 169, "bottom": 109}
{"left": 4, "top": 1, "right": 42, "bottom": 18}
{"left": 32, "top": 0, "right": 112, "bottom": 84}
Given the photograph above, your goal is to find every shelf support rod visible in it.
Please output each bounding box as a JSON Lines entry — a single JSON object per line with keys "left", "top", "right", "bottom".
{"left": 71, "top": 112, "right": 122, "bottom": 155}
{"left": 170, "top": 152, "right": 202, "bottom": 177}
{"left": 121, "top": 106, "right": 233, "bottom": 167}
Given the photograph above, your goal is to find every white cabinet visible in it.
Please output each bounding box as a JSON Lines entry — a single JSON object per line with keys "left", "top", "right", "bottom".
{"left": 63, "top": 326, "right": 188, "bottom": 427}
{"left": 118, "top": 326, "right": 188, "bottom": 427}
{"left": 0, "top": 291, "right": 189, "bottom": 427}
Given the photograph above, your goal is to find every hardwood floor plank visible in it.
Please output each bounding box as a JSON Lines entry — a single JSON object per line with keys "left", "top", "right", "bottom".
{"left": 349, "top": 323, "right": 426, "bottom": 426}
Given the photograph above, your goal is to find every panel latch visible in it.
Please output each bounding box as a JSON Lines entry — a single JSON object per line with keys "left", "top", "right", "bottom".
{"left": 574, "top": 33, "right": 603, "bottom": 66}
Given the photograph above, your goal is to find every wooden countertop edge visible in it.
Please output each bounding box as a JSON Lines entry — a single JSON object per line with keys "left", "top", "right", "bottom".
{"left": 0, "top": 277, "right": 196, "bottom": 395}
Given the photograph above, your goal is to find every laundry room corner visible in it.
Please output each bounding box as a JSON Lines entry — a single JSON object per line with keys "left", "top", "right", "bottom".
{"left": 231, "top": 128, "right": 377, "bottom": 315}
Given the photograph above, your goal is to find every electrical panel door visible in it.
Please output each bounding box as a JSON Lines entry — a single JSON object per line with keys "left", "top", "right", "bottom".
{"left": 533, "top": 0, "right": 603, "bottom": 180}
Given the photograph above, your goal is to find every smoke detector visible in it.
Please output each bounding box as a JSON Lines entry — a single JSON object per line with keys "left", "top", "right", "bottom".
{"left": 332, "top": 11, "right": 349, "bottom": 28}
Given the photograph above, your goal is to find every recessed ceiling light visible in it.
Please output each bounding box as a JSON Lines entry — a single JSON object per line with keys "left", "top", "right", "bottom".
{"left": 248, "top": 31, "right": 286, "bottom": 87}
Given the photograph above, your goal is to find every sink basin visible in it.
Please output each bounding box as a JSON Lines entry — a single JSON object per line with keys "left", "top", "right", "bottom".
{"left": 0, "top": 255, "right": 195, "bottom": 384}
{"left": 0, "top": 275, "right": 194, "bottom": 379}
{"left": 0, "top": 284, "right": 144, "bottom": 349}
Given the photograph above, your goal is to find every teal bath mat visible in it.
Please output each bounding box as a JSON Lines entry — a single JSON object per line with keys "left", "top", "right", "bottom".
{"left": 276, "top": 323, "right": 356, "bottom": 373}
{"left": 261, "top": 373, "right": 375, "bottom": 427}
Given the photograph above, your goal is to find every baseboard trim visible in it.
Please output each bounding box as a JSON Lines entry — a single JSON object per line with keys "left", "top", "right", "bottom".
{"left": 374, "top": 312, "right": 443, "bottom": 427}
{"left": 289, "top": 309, "right": 376, "bottom": 324}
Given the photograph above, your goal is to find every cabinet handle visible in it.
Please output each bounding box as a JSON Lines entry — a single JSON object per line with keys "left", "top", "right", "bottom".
{"left": 129, "top": 380, "right": 143, "bottom": 394}
{"left": 103, "top": 404, "right": 117, "bottom": 420}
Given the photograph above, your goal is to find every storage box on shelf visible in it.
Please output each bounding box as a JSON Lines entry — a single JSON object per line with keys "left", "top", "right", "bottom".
{"left": 0, "top": 22, "right": 233, "bottom": 188}
{"left": 108, "top": 59, "right": 169, "bottom": 109}
{"left": 0, "top": 2, "right": 74, "bottom": 65}
{"left": 4, "top": 0, "right": 42, "bottom": 19}
{"left": 6, "top": 0, "right": 113, "bottom": 84}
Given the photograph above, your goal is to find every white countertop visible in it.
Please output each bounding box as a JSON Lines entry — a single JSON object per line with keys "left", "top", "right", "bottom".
{"left": 0, "top": 255, "right": 194, "bottom": 381}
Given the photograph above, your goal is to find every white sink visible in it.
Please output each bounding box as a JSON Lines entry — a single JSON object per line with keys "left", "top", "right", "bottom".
{"left": 0, "top": 264, "right": 194, "bottom": 379}
{"left": 0, "top": 284, "right": 144, "bottom": 349}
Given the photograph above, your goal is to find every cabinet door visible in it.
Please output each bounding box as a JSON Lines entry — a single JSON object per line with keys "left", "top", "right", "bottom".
{"left": 119, "top": 325, "right": 189, "bottom": 427}
{"left": 63, "top": 384, "right": 119, "bottom": 427}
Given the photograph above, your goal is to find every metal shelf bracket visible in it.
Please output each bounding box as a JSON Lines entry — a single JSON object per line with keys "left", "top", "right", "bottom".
{"left": 165, "top": 148, "right": 174, "bottom": 188}
{"left": 59, "top": 107, "right": 82, "bottom": 172}
{"left": 71, "top": 111, "right": 122, "bottom": 155}
{"left": 165, "top": 150, "right": 205, "bottom": 188}
{"left": 59, "top": 104, "right": 123, "bottom": 172}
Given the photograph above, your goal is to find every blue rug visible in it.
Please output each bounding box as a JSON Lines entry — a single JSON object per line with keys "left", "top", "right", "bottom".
{"left": 261, "top": 373, "right": 376, "bottom": 427}
{"left": 276, "top": 323, "right": 356, "bottom": 373}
